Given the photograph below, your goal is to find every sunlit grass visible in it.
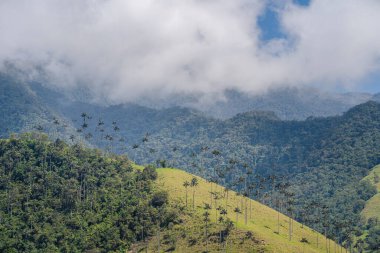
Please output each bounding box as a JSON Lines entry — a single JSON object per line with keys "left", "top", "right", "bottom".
{"left": 361, "top": 164, "right": 380, "bottom": 221}
{"left": 154, "top": 168, "right": 343, "bottom": 253}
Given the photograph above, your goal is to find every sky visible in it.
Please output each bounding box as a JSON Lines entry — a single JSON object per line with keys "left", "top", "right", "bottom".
{"left": 0, "top": 0, "right": 379, "bottom": 103}
{"left": 258, "top": 0, "right": 379, "bottom": 94}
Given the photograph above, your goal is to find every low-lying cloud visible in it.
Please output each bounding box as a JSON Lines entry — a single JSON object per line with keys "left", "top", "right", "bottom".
{"left": 1, "top": 0, "right": 380, "bottom": 103}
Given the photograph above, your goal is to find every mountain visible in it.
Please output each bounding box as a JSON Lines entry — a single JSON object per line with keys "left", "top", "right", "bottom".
{"left": 0, "top": 134, "right": 343, "bottom": 253}
{"left": 122, "top": 101, "right": 380, "bottom": 248}
{"left": 0, "top": 74, "right": 78, "bottom": 140}
{"left": 2, "top": 74, "right": 380, "bottom": 249}
{"left": 138, "top": 87, "right": 373, "bottom": 120}
{"left": 372, "top": 93, "right": 380, "bottom": 102}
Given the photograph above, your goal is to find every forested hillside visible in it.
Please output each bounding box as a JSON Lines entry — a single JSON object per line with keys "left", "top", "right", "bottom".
{"left": 103, "top": 101, "right": 379, "bottom": 250}
{"left": 0, "top": 75, "right": 77, "bottom": 140}
{"left": 373, "top": 93, "right": 380, "bottom": 102}
{"left": 2, "top": 76, "right": 380, "bottom": 250}
{"left": 0, "top": 134, "right": 348, "bottom": 253}
{"left": 0, "top": 134, "right": 176, "bottom": 252}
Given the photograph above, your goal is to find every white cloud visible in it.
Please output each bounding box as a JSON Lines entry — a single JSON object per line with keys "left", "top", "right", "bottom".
{"left": 0, "top": 0, "right": 379, "bottom": 103}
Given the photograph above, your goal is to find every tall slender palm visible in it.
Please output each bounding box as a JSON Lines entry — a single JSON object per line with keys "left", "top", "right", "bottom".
{"left": 203, "top": 203, "right": 211, "bottom": 251}
{"left": 321, "top": 204, "right": 329, "bottom": 252}
{"left": 80, "top": 112, "right": 89, "bottom": 129}
{"left": 190, "top": 177, "right": 198, "bottom": 210}
{"left": 132, "top": 144, "right": 139, "bottom": 161}
{"left": 224, "top": 187, "right": 229, "bottom": 208}
{"left": 234, "top": 207, "right": 241, "bottom": 223}
{"left": 183, "top": 181, "right": 190, "bottom": 207}
{"left": 243, "top": 191, "right": 249, "bottom": 225}
{"left": 285, "top": 190, "right": 295, "bottom": 241}
{"left": 53, "top": 117, "right": 60, "bottom": 139}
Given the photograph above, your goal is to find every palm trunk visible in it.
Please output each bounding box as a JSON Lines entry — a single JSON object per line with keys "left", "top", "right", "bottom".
{"left": 250, "top": 200, "right": 252, "bottom": 220}
{"left": 157, "top": 228, "right": 160, "bottom": 253}
{"left": 185, "top": 189, "right": 188, "bottom": 207}
{"left": 193, "top": 188, "right": 195, "bottom": 210}
{"left": 225, "top": 191, "right": 229, "bottom": 209}
{"left": 288, "top": 216, "right": 292, "bottom": 241}
{"left": 210, "top": 182, "right": 213, "bottom": 208}
{"left": 316, "top": 232, "right": 319, "bottom": 248}
{"left": 244, "top": 198, "right": 247, "bottom": 225}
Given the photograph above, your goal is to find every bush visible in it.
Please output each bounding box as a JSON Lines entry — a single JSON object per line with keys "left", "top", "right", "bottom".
{"left": 151, "top": 191, "right": 168, "bottom": 207}
{"left": 142, "top": 165, "right": 158, "bottom": 180}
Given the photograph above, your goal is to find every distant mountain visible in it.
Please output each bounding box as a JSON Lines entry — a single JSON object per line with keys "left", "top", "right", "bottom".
{"left": 0, "top": 74, "right": 78, "bottom": 139}
{"left": 372, "top": 92, "right": 380, "bottom": 102}
{"left": 138, "top": 87, "right": 374, "bottom": 120}
{"left": 202, "top": 88, "right": 374, "bottom": 120}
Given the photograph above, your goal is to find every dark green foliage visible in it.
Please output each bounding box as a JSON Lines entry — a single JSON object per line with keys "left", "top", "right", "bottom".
{"left": 365, "top": 225, "right": 380, "bottom": 252}
{"left": 0, "top": 74, "right": 78, "bottom": 141}
{"left": 142, "top": 165, "right": 158, "bottom": 180}
{"left": 0, "top": 134, "right": 174, "bottom": 252}
{"left": 150, "top": 191, "right": 169, "bottom": 208}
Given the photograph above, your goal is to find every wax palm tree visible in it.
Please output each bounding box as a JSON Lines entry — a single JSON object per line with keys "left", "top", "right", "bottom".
{"left": 183, "top": 181, "right": 190, "bottom": 207}
{"left": 53, "top": 117, "right": 60, "bottom": 139}
{"left": 203, "top": 203, "right": 212, "bottom": 251}
{"left": 224, "top": 187, "right": 230, "bottom": 208}
{"left": 132, "top": 144, "right": 139, "bottom": 161}
{"left": 69, "top": 134, "right": 75, "bottom": 144}
{"left": 234, "top": 207, "right": 241, "bottom": 223}
{"left": 80, "top": 112, "right": 89, "bottom": 129}
{"left": 190, "top": 177, "right": 198, "bottom": 210}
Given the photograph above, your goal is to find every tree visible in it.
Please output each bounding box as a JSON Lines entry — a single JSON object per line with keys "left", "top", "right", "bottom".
{"left": 373, "top": 172, "right": 379, "bottom": 184}
{"left": 151, "top": 192, "right": 168, "bottom": 209}
{"left": 190, "top": 177, "right": 198, "bottom": 210}
{"left": 365, "top": 226, "right": 380, "bottom": 252}
{"left": 234, "top": 207, "right": 241, "bottom": 223}
{"left": 183, "top": 181, "right": 190, "bottom": 207}
{"left": 224, "top": 187, "right": 229, "bottom": 208}
{"left": 219, "top": 208, "right": 228, "bottom": 244}
{"left": 203, "top": 203, "right": 212, "bottom": 251}
{"left": 142, "top": 165, "right": 158, "bottom": 180}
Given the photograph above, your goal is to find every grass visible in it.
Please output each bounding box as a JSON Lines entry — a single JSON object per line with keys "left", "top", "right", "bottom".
{"left": 361, "top": 164, "right": 380, "bottom": 221}
{"left": 131, "top": 163, "right": 145, "bottom": 171}
{"left": 137, "top": 168, "right": 344, "bottom": 253}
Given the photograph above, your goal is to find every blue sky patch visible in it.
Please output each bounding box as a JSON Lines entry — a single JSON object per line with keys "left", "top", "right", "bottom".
{"left": 257, "top": 5, "right": 286, "bottom": 42}
{"left": 293, "top": 0, "right": 311, "bottom": 6}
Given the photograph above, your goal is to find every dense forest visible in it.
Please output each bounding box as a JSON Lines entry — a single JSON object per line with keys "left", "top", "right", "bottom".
{"left": 55, "top": 101, "right": 380, "bottom": 250}
{"left": 129, "top": 102, "right": 380, "bottom": 249}
{"left": 0, "top": 133, "right": 177, "bottom": 252}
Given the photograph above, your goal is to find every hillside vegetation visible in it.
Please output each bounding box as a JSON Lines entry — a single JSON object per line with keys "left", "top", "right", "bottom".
{"left": 135, "top": 168, "right": 343, "bottom": 253}
{"left": 362, "top": 164, "right": 380, "bottom": 221}
{"left": 0, "top": 134, "right": 176, "bottom": 252}
{"left": 0, "top": 74, "right": 77, "bottom": 140}
{"left": 0, "top": 134, "right": 345, "bottom": 253}
{"left": 2, "top": 74, "right": 380, "bottom": 250}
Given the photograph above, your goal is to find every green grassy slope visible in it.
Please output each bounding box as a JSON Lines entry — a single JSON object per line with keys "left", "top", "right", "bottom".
{"left": 361, "top": 164, "right": 380, "bottom": 221}
{"left": 145, "top": 168, "right": 343, "bottom": 253}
